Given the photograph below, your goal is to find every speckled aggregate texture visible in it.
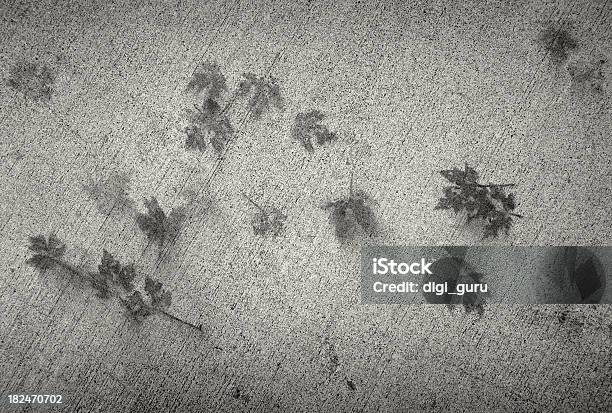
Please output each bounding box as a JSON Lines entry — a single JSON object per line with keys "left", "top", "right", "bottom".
{"left": 1, "top": 0, "right": 611, "bottom": 412}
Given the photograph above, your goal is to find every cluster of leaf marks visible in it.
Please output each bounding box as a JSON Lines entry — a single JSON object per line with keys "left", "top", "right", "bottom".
{"left": 26, "top": 235, "right": 200, "bottom": 330}
{"left": 537, "top": 21, "right": 578, "bottom": 65}
{"left": 435, "top": 163, "right": 523, "bottom": 238}
{"left": 183, "top": 61, "right": 284, "bottom": 154}
{"left": 324, "top": 175, "right": 377, "bottom": 243}
{"left": 136, "top": 197, "right": 186, "bottom": 247}
{"left": 236, "top": 72, "right": 284, "bottom": 120}
{"left": 6, "top": 60, "right": 55, "bottom": 102}
{"left": 291, "top": 110, "right": 337, "bottom": 152}
{"left": 243, "top": 193, "right": 286, "bottom": 236}
{"left": 567, "top": 57, "right": 607, "bottom": 93}
{"left": 184, "top": 61, "right": 234, "bottom": 154}
{"left": 82, "top": 170, "right": 135, "bottom": 216}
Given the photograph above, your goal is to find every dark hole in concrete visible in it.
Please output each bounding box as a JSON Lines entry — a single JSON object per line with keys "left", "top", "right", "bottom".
{"left": 422, "top": 257, "right": 461, "bottom": 304}
{"left": 574, "top": 258, "right": 602, "bottom": 302}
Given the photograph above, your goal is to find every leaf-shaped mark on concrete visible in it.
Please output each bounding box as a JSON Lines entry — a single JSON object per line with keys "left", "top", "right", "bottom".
{"left": 237, "top": 73, "right": 284, "bottom": 119}
{"left": 291, "top": 110, "right": 337, "bottom": 152}
{"left": 7, "top": 61, "right": 55, "bottom": 102}
{"left": 243, "top": 193, "right": 286, "bottom": 237}
{"left": 121, "top": 291, "right": 152, "bottom": 322}
{"left": 435, "top": 163, "right": 522, "bottom": 238}
{"left": 136, "top": 197, "right": 186, "bottom": 247}
{"left": 98, "top": 250, "right": 136, "bottom": 292}
{"left": 324, "top": 190, "right": 377, "bottom": 242}
{"left": 26, "top": 234, "right": 66, "bottom": 271}
{"left": 144, "top": 276, "right": 172, "bottom": 309}
{"left": 185, "top": 98, "right": 234, "bottom": 154}
{"left": 186, "top": 61, "right": 228, "bottom": 101}
{"left": 538, "top": 22, "right": 578, "bottom": 65}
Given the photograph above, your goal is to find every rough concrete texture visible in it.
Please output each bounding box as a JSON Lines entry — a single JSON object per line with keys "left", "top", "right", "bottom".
{"left": 1, "top": 0, "right": 611, "bottom": 411}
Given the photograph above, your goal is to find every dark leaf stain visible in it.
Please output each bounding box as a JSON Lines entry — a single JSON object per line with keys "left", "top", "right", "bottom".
{"left": 435, "top": 163, "right": 522, "bottom": 238}
{"left": 237, "top": 72, "right": 284, "bottom": 119}
{"left": 324, "top": 190, "right": 377, "bottom": 243}
{"left": 291, "top": 110, "right": 337, "bottom": 152}
{"left": 82, "top": 171, "right": 135, "bottom": 216}
{"left": 538, "top": 22, "right": 578, "bottom": 65}
{"left": 136, "top": 197, "right": 186, "bottom": 247}
{"left": 186, "top": 61, "right": 227, "bottom": 101}
{"left": 185, "top": 98, "right": 234, "bottom": 154}
{"left": 26, "top": 234, "right": 66, "bottom": 271}
{"left": 6, "top": 60, "right": 55, "bottom": 102}
{"left": 25, "top": 235, "right": 198, "bottom": 329}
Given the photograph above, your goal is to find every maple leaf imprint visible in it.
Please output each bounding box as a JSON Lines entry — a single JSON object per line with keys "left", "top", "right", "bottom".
{"left": 435, "top": 163, "right": 522, "bottom": 238}
{"left": 237, "top": 73, "right": 284, "bottom": 119}
{"left": 324, "top": 190, "right": 377, "bottom": 242}
{"left": 185, "top": 98, "right": 234, "bottom": 154}
{"left": 186, "top": 61, "right": 228, "bottom": 101}
{"left": 136, "top": 197, "right": 186, "bottom": 247}
{"left": 144, "top": 276, "right": 172, "bottom": 309}
{"left": 121, "top": 291, "right": 152, "bottom": 322}
{"left": 26, "top": 234, "right": 66, "bottom": 271}
{"left": 95, "top": 250, "right": 136, "bottom": 297}
{"left": 291, "top": 110, "right": 337, "bottom": 152}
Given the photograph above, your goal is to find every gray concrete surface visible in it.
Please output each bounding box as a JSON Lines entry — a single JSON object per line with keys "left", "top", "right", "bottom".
{"left": 1, "top": 0, "right": 611, "bottom": 411}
